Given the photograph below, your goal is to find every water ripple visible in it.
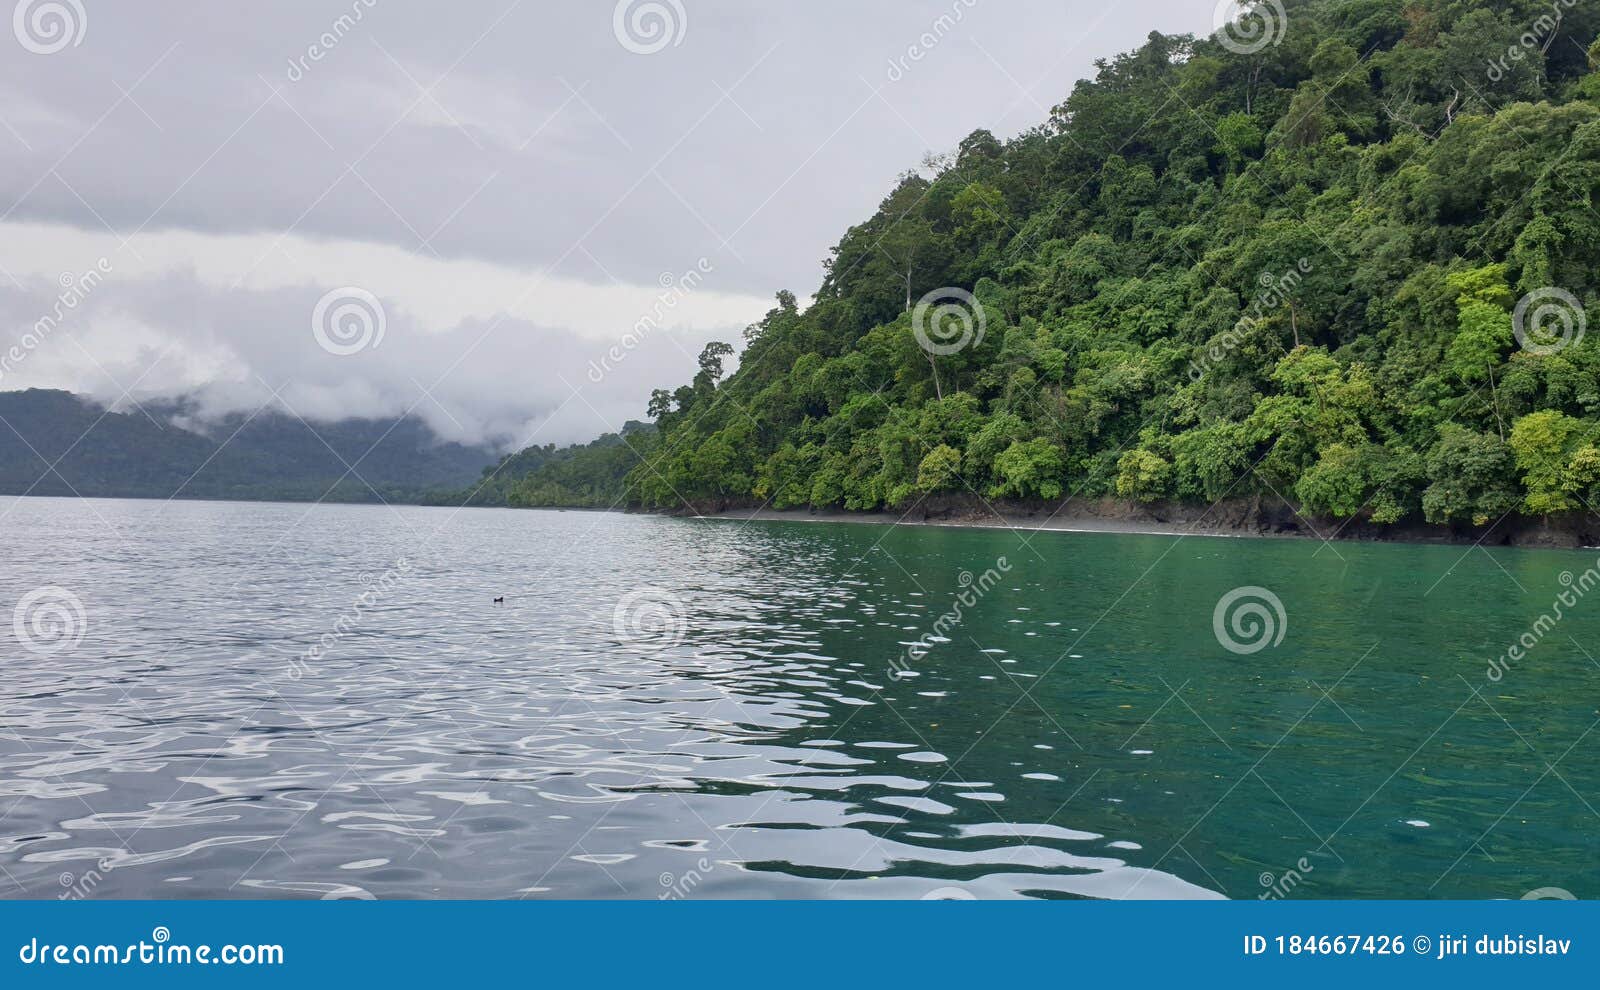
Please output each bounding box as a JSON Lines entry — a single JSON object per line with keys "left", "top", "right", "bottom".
{"left": 0, "top": 499, "right": 1242, "bottom": 900}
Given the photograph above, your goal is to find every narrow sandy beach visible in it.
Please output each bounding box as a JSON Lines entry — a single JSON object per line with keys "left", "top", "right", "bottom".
{"left": 698, "top": 506, "right": 1268, "bottom": 541}
{"left": 689, "top": 503, "right": 1598, "bottom": 550}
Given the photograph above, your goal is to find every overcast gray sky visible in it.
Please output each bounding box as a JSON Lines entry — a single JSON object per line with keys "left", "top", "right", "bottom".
{"left": 0, "top": 0, "right": 1216, "bottom": 448}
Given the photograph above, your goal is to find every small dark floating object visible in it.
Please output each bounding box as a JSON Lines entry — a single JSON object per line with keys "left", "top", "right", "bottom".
{"left": 493, "top": 596, "right": 504, "bottom": 604}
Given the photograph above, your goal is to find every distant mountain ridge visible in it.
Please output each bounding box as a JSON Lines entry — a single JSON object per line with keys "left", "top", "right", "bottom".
{"left": 0, "top": 389, "right": 498, "bottom": 504}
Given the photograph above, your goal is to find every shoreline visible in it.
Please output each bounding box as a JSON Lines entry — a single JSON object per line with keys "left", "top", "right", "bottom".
{"left": 695, "top": 506, "right": 1255, "bottom": 541}
{"left": 674, "top": 496, "right": 1600, "bottom": 551}
{"left": 8, "top": 489, "right": 1595, "bottom": 551}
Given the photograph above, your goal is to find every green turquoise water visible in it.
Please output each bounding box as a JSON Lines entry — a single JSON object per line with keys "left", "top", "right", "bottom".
{"left": 699, "top": 516, "right": 1600, "bottom": 900}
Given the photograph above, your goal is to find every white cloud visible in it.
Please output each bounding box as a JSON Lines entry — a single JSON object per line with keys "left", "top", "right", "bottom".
{"left": 0, "top": 221, "right": 768, "bottom": 448}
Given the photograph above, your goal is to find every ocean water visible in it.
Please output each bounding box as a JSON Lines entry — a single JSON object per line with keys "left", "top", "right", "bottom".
{"left": 1, "top": 497, "right": 1596, "bottom": 900}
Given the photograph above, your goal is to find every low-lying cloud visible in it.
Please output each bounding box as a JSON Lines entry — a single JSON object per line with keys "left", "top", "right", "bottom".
{"left": 0, "top": 221, "right": 767, "bottom": 449}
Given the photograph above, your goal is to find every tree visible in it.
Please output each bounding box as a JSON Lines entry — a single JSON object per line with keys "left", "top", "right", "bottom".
{"left": 693, "top": 341, "right": 735, "bottom": 397}
{"left": 1509, "top": 410, "right": 1586, "bottom": 516}
{"left": 1421, "top": 426, "right": 1519, "bottom": 526}
{"left": 1443, "top": 264, "right": 1515, "bottom": 436}
{"left": 1214, "top": 112, "right": 1264, "bottom": 169}
{"left": 1116, "top": 449, "right": 1172, "bottom": 503}
{"left": 992, "top": 439, "right": 1065, "bottom": 500}
{"left": 916, "top": 445, "right": 963, "bottom": 493}
{"left": 647, "top": 389, "right": 675, "bottom": 422}
{"left": 950, "top": 182, "right": 1012, "bottom": 253}
{"left": 1296, "top": 444, "right": 1367, "bottom": 518}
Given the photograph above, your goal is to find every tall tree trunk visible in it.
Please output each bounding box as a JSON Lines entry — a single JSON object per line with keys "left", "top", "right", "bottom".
{"left": 1488, "top": 363, "right": 1505, "bottom": 441}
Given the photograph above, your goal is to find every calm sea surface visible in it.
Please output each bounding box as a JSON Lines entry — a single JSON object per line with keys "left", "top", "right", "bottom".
{"left": 1, "top": 497, "right": 1596, "bottom": 900}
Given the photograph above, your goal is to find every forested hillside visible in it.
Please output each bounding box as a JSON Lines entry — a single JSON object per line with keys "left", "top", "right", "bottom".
{"left": 515, "top": 0, "right": 1600, "bottom": 534}
{"left": 0, "top": 389, "right": 495, "bottom": 503}
{"left": 431, "top": 423, "right": 655, "bottom": 508}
